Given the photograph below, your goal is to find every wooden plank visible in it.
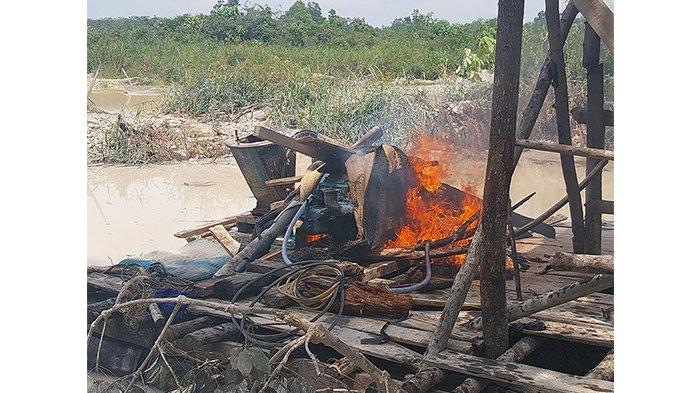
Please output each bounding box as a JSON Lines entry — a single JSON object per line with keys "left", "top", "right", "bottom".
{"left": 515, "top": 139, "right": 613, "bottom": 160}
{"left": 546, "top": 0, "right": 586, "bottom": 254}
{"left": 572, "top": 0, "right": 614, "bottom": 51}
{"left": 87, "top": 272, "right": 123, "bottom": 294}
{"left": 208, "top": 224, "right": 241, "bottom": 258}
{"left": 173, "top": 216, "right": 238, "bottom": 239}
{"left": 253, "top": 126, "right": 326, "bottom": 159}
{"left": 524, "top": 319, "right": 613, "bottom": 348}
{"left": 425, "top": 348, "right": 614, "bottom": 393}
{"left": 265, "top": 175, "right": 303, "bottom": 187}
{"left": 361, "top": 260, "right": 412, "bottom": 282}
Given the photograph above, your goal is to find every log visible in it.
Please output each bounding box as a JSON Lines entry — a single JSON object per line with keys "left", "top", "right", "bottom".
{"left": 298, "top": 279, "right": 413, "bottom": 319}
{"left": 214, "top": 201, "right": 302, "bottom": 276}
{"left": 466, "top": 274, "right": 614, "bottom": 329}
{"left": 513, "top": 2, "right": 579, "bottom": 167}
{"left": 586, "top": 350, "right": 614, "bottom": 381}
{"left": 572, "top": 0, "right": 614, "bottom": 51}
{"left": 479, "top": 0, "right": 524, "bottom": 359}
{"left": 344, "top": 281, "right": 413, "bottom": 319}
{"left": 514, "top": 139, "right": 613, "bottom": 161}
{"left": 87, "top": 297, "right": 116, "bottom": 323}
{"left": 514, "top": 159, "right": 607, "bottom": 237}
{"left": 424, "top": 348, "right": 613, "bottom": 393}
{"left": 548, "top": 252, "right": 613, "bottom": 274}
{"left": 583, "top": 22, "right": 606, "bottom": 255}
{"left": 570, "top": 106, "right": 613, "bottom": 126}
{"left": 173, "top": 323, "right": 240, "bottom": 351}
{"left": 546, "top": 0, "right": 586, "bottom": 254}
{"left": 87, "top": 272, "right": 123, "bottom": 294}
{"left": 454, "top": 336, "right": 546, "bottom": 393}
{"left": 166, "top": 316, "right": 216, "bottom": 340}
{"left": 402, "top": 367, "right": 448, "bottom": 393}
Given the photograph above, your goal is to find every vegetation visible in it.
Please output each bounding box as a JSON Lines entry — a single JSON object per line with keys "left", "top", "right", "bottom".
{"left": 88, "top": 0, "right": 613, "bottom": 146}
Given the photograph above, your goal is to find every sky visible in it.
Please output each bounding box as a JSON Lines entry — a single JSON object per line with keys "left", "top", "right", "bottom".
{"left": 87, "top": 0, "right": 608, "bottom": 26}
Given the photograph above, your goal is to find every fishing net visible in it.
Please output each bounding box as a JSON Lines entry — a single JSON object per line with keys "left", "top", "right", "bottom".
{"left": 118, "top": 237, "right": 234, "bottom": 282}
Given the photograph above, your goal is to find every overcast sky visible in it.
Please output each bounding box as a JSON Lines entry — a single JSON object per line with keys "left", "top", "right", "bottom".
{"left": 87, "top": 0, "right": 612, "bottom": 26}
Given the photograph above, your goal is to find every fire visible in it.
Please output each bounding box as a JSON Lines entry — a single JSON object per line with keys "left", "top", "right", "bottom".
{"left": 384, "top": 135, "right": 483, "bottom": 266}
{"left": 306, "top": 233, "right": 328, "bottom": 244}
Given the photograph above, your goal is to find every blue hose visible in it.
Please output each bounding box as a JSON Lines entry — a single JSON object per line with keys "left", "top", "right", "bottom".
{"left": 390, "top": 242, "right": 432, "bottom": 294}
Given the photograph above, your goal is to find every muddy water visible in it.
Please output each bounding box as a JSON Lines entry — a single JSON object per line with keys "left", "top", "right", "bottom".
{"left": 87, "top": 152, "right": 612, "bottom": 265}
{"left": 89, "top": 88, "right": 164, "bottom": 112}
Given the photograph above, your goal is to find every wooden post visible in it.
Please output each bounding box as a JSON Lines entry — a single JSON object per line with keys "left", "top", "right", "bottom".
{"left": 545, "top": 0, "right": 586, "bottom": 254}
{"left": 583, "top": 22, "right": 605, "bottom": 255}
{"left": 513, "top": 2, "right": 579, "bottom": 168}
{"left": 478, "top": 0, "right": 524, "bottom": 359}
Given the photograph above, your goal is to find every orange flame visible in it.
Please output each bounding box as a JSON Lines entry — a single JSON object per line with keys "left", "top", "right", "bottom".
{"left": 384, "top": 135, "right": 483, "bottom": 266}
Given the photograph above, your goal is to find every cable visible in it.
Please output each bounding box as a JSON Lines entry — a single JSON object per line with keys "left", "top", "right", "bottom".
{"left": 282, "top": 198, "right": 308, "bottom": 267}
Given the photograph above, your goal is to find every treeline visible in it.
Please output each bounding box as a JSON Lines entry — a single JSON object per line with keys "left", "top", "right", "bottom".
{"left": 88, "top": 0, "right": 612, "bottom": 85}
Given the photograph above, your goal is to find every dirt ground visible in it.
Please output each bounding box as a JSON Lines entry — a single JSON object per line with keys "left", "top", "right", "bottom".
{"left": 87, "top": 77, "right": 274, "bottom": 164}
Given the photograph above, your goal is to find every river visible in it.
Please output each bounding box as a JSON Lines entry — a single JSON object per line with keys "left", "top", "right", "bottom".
{"left": 87, "top": 152, "right": 613, "bottom": 265}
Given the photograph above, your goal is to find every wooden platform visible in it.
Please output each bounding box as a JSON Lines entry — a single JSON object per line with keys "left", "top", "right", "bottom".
{"left": 87, "top": 223, "right": 613, "bottom": 392}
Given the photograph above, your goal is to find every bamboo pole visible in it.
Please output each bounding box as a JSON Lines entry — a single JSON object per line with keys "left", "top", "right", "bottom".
{"left": 545, "top": 0, "right": 586, "bottom": 253}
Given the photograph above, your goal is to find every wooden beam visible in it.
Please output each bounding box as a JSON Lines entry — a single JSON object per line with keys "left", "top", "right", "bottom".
{"left": 173, "top": 216, "right": 238, "bottom": 239}
{"left": 513, "top": 2, "right": 579, "bottom": 167}
{"left": 254, "top": 126, "right": 355, "bottom": 162}
{"left": 571, "top": 107, "right": 613, "bottom": 126}
{"left": 424, "top": 349, "right": 613, "bottom": 393}
{"left": 572, "top": 0, "right": 614, "bottom": 52}
{"left": 454, "top": 336, "right": 546, "bottom": 392}
{"left": 208, "top": 224, "right": 241, "bottom": 258}
{"left": 546, "top": 0, "right": 586, "bottom": 253}
{"left": 515, "top": 139, "right": 613, "bottom": 160}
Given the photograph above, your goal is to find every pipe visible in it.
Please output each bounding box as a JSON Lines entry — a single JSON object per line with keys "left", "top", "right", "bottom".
{"left": 390, "top": 242, "right": 432, "bottom": 294}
